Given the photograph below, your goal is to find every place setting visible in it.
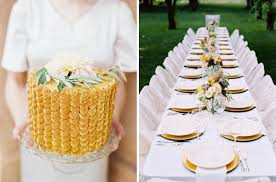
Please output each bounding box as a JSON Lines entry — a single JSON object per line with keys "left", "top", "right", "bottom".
{"left": 157, "top": 115, "right": 205, "bottom": 143}
{"left": 225, "top": 79, "right": 248, "bottom": 94}
{"left": 182, "top": 143, "right": 240, "bottom": 176}
{"left": 225, "top": 95, "right": 256, "bottom": 112}
{"left": 218, "top": 117, "right": 265, "bottom": 142}
{"left": 179, "top": 68, "right": 205, "bottom": 79}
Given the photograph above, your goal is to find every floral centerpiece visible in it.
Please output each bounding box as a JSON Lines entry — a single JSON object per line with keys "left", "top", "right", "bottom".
{"left": 195, "top": 70, "right": 231, "bottom": 114}
{"left": 200, "top": 53, "right": 222, "bottom": 70}
{"left": 36, "top": 55, "right": 126, "bottom": 91}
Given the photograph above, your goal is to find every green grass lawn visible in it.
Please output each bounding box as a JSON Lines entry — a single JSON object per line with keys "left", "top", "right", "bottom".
{"left": 139, "top": 3, "right": 276, "bottom": 91}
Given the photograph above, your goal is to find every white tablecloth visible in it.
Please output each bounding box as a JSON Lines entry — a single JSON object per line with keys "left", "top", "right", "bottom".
{"left": 142, "top": 27, "right": 276, "bottom": 182}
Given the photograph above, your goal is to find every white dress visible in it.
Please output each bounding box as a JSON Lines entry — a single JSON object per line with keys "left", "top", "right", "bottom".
{"left": 1, "top": 0, "right": 137, "bottom": 182}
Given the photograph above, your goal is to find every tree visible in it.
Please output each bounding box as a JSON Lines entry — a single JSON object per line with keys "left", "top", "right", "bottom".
{"left": 255, "top": 0, "right": 263, "bottom": 19}
{"left": 262, "top": 0, "right": 275, "bottom": 31}
{"left": 246, "top": 0, "right": 254, "bottom": 9}
{"left": 166, "top": 0, "right": 177, "bottom": 29}
{"left": 189, "top": 0, "right": 199, "bottom": 11}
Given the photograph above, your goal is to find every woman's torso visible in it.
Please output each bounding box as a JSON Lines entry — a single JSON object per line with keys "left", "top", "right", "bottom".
{"left": 26, "top": 0, "right": 120, "bottom": 70}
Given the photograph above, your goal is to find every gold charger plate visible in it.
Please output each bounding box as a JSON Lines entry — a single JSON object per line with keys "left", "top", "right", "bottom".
{"left": 183, "top": 152, "right": 240, "bottom": 173}
{"left": 223, "top": 134, "right": 263, "bottom": 142}
{"left": 160, "top": 132, "right": 201, "bottom": 141}
{"left": 224, "top": 75, "right": 243, "bottom": 79}
{"left": 225, "top": 88, "right": 248, "bottom": 94}
{"left": 169, "top": 107, "right": 199, "bottom": 113}
{"left": 180, "top": 75, "right": 202, "bottom": 79}
{"left": 225, "top": 106, "right": 256, "bottom": 112}
{"left": 175, "top": 88, "right": 196, "bottom": 93}
{"left": 222, "top": 65, "right": 239, "bottom": 68}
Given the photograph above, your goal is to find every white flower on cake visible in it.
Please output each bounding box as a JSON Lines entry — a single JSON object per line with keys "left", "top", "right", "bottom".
{"left": 45, "top": 55, "right": 96, "bottom": 78}
{"left": 36, "top": 55, "right": 125, "bottom": 91}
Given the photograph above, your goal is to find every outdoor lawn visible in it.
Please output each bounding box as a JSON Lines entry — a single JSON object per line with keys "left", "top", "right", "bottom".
{"left": 139, "top": 2, "right": 276, "bottom": 90}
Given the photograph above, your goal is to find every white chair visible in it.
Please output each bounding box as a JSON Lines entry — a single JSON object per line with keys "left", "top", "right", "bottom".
{"left": 235, "top": 41, "right": 248, "bottom": 57}
{"left": 139, "top": 85, "right": 166, "bottom": 119}
{"left": 163, "top": 57, "right": 181, "bottom": 78}
{"left": 139, "top": 104, "right": 157, "bottom": 172}
{"left": 187, "top": 28, "right": 196, "bottom": 41}
{"left": 155, "top": 66, "right": 176, "bottom": 88}
{"left": 205, "top": 14, "right": 220, "bottom": 27}
{"left": 149, "top": 75, "right": 171, "bottom": 104}
{"left": 246, "top": 63, "right": 265, "bottom": 89}
{"left": 176, "top": 43, "right": 188, "bottom": 58}
{"left": 251, "top": 75, "right": 275, "bottom": 112}
{"left": 237, "top": 47, "right": 250, "bottom": 63}
{"left": 173, "top": 45, "right": 186, "bottom": 61}
{"left": 168, "top": 50, "right": 184, "bottom": 67}
{"left": 230, "top": 29, "right": 239, "bottom": 45}
{"left": 232, "top": 35, "right": 244, "bottom": 51}
{"left": 242, "top": 55, "right": 258, "bottom": 78}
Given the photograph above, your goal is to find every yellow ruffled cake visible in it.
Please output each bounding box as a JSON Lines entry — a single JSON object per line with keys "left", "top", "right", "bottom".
{"left": 27, "top": 56, "right": 121, "bottom": 155}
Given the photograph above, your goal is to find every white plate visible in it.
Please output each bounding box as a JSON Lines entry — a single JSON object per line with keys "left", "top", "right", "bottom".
{"left": 186, "top": 144, "right": 235, "bottom": 168}
{"left": 187, "top": 55, "right": 201, "bottom": 61}
{"left": 181, "top": 68, "right": 204, "bottom": 76}
{"left": 161, "top": 116, "right": 201, "bottom": 136}
{"left": 190, "top": 49, "right": 204, "bottom": 54}
{"left": 218, "top": 50, "right": 234, "bottom": 55}
{"left": 221, "top": 119, "right": 261, "bottom": 137}
{"left": 227, "top": 99, "right": 254, "bottom": 109}
{"left": 176, "top": 81, "right": 202, "bottom": 90}
{"left": 221, "top": 55, "right": 237, "bottom": 60}
{"left": 185, "top": 60, "right": 202, "bottom": 66}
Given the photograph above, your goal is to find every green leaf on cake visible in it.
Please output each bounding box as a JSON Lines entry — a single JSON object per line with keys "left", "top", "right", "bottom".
{"left": 57, "top": 81, "right": 65, "bottom": 92}
{"left": 36, "top": 67, "right": 47, "bottom": 78}
{"left": 38, "top": 73, "right": 47, "bottom": 85}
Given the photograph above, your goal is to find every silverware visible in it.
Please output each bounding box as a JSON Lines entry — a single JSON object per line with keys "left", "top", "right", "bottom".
{"left": 241, "top": 152, "right": 250, "bottom": 172}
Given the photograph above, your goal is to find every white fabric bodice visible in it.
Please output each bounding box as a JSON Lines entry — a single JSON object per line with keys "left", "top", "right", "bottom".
{"left": 2, "top": 0, "right": 137, "bottom": 72}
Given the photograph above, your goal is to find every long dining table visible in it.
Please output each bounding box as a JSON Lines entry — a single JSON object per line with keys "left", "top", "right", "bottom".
{"left": 142, "top": 27, "right": 276, "bottom": 182}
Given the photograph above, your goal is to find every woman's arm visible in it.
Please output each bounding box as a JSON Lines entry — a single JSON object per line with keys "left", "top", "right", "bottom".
{"left": 5, "top": 71, "right": 29, "bottom": 140}
{"left": 112, "top": 76, "right": 127, "bottom": 139}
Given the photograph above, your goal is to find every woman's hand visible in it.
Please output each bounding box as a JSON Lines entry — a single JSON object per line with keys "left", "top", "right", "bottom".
{"left": 112, "top": 113, "right": 125, "bottom": 140}
{"left": 13, "top": 121, "right": 29, "bottom": 141}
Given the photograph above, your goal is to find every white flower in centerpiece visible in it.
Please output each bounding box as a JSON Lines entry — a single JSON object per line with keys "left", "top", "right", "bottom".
{"left": 206, "top": 86, "right": 215, "bottom": 98}
{"left": 213, "top": 82, "right": 222, "bottom": 95}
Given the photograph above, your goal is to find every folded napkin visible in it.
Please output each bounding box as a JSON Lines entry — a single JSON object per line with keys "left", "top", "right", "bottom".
{"left": 196, "top": 167, "right": 226, "bottom": 182}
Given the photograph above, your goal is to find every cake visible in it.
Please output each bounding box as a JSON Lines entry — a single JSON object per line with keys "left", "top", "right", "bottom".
{"left": 27, "top": 56, "right": 124, "bottom": 155}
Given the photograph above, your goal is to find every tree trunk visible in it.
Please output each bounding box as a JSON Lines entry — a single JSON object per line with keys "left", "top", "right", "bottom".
{"left": 267, "top": 10, "right": 275, "bottom": 31}
{"left": 189, "top": 0, "right": 199, "bottom": 12}
{"left": 142, "top": 0, "right": 150, "bottom": 8}
{"left": 246, "top": 0, "right": 254, "bottom": 9}
{"left": 166, "top": 0, "right": 177, "bottom": 29}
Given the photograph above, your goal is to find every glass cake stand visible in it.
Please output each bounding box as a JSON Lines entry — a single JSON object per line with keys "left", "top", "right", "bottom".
{"left": 20, "top": 126, "right": 120, "bottom": 173}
